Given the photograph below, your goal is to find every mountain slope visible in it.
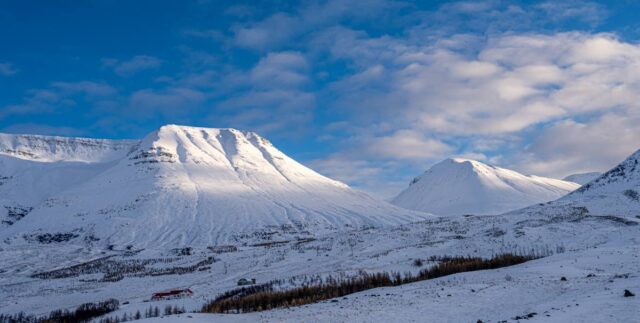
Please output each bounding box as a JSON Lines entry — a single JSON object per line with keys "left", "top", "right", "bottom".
{"left": 391, "top": 158, "right": 580, "bottom": 216}
{"left": 0, "top": 125, "right": 427, "bottom": 247}
{"left": 563, "top": 172, "right": 602, "bottom": 185}
{"left": 555, "top": 149, "right": 640, "bottom": 215}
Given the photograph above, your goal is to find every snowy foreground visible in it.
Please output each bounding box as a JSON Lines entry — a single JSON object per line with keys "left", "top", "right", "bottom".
{"left": 141, "top": 245, "right": 640, "bottom": 323}
{"left": 1, "top": 201, "right": 638, "bottom": 322}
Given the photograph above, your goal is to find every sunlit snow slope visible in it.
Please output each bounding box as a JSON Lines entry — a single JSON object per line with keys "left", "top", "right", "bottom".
{"left": 392, "top": 158, "right": 580, "bottom": 216}
{"left": 0, "top": 125, "right": 426, "bottom": 247}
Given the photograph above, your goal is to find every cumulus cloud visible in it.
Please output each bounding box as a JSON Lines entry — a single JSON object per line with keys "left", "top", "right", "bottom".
{"left": 103, "top": 55, "right": 163, "bottom": 76}
{"left": 309, "top": 29, "right": 640, "bottom": 193}
{"left": 366, "top": 130, "right": 452, "bottom": 160}
{"left": 250, "top": 51, "right": 309, "bottom": 87}
{"left": 512, "top": 114, "right": 640, "bottom": 178}
{"left": 214, "top": 51, "right": 314, "bottom": 135}
{"left": 230, "top": 0, "right": 404, "bottom": 51}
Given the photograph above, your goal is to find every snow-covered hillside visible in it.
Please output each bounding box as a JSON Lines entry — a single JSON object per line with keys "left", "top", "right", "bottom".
{"left": 391, "top": 158, "right": 579, "bottom": 216}
{"left": 563, "top": 172, "right": 602, "bottom": 185}
{"left": 553, "top": 149, "right": 640, "bottom": 215}
{"left": 0, "top": 125, "right": 426, "bottom": 248}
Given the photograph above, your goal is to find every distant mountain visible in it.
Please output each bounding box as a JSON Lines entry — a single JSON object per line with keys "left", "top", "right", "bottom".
{"left": 391, "top": 158, "right": 580, "bottom": 216}
{"left": 0, "top": 125, "right": 426, "bottom": 247}
{"left": 563, "top": 172, "right": 602, "bottom": 185}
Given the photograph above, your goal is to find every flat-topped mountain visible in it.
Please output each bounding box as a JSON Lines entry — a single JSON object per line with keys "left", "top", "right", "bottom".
{"left": 0, "top": 125, "right": 426, "bottom": 247}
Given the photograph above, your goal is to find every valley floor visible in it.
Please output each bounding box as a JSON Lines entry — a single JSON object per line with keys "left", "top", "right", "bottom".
{"left": 1, "top": 205, "right": 639, "bottom": 322}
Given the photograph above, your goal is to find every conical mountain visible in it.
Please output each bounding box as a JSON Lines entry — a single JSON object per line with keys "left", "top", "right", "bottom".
{"left": 392, "top": 158, "right": 579, "bottom": 216}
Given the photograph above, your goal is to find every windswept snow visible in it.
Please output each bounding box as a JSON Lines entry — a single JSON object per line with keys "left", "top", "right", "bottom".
{"left": 0, "top": 125, "right": 427, "bottom": 248}
{"left": 563, "top": 172, "right": 602, "bottom": 185}
{"left": 392, "top": 158, "right": 580, "bottom": 216}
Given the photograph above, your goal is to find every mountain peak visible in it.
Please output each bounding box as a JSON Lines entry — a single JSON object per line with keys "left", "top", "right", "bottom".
{"left": 131, "top": 125, "right": 278, "bottom": 167}
{"left": 1, "top": 126, "right": 427, "bottom": 247}
{"left": 394, "top": 158, "right": 579, "bottom": 216}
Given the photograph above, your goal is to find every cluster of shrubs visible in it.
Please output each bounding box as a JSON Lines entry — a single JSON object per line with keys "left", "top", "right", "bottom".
{"left": 2, "top": 206, "right": 32, "bottom": 225}
{"left": 172, "top": 247, "right": 193, "bottom": 256}
{"left": 32, "top": 256, "right": 214, "bottom": 282}
{"left": 202, "top": 253, "right": 537, "bottom": 313}
{"left": 0, "top": 299, "right": 118, "bottom": 323}
{"left": 207, "top": 245, "right": 238, "bottom": 254}
{"left": 23, "top": 232, "right": 78, "bottom": 244}
{"left": 97, "top": 305, "right": 186, "bottom": 323}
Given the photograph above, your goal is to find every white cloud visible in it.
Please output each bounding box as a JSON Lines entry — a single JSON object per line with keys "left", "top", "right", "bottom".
{"left": 511, "top": 113, "right": 640, "bottom": 178}
{"left": 129, "top": 87, "right": 205, "bottom": 117}
{"left": 51, "top": 81, "right": 116, "bottom": 96}
{"left": 103, "top": 55, "right": 163, "bottom": 76}
{"left": 310, "top": 30, "right": 640, "bottom": 189}
{"left": 232, "top": 13, "right": 299, "bottom": 50}
{"left": 230, "top": 0, "right": 406, "bottom": 51}
{"left": 325, "top": 32, "right": 640, "bottom": 135}
{"left": 250, "top": 52, "right": 308, "bottom": 88}
{"left": 213, "top": 51, "right": 314, "bottom": 136}
{"left": 536, "top": 0, "right": 607, "bottom": 26}
{"left": 366, "top": 130, "right": 452, "bottom": 160}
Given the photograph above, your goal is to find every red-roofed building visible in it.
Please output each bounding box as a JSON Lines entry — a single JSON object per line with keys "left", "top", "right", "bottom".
{"left": 151, "top": 288, "right": 193, "bottom": 301}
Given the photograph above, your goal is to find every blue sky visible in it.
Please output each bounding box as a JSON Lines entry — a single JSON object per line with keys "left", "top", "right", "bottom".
{"left": 2, "top": 0, "right": 640, "bottom": 197}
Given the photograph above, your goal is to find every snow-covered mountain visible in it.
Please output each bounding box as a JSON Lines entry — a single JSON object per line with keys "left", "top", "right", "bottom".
{"left": 391, "top": 158, "right": 580, "bottom": 216}
{"left": 563, "top": 172, "right": 602, "bottom": 185}
{"left": 555, "top": 149, "right": 640, "bottom": 215}
{"left": 0, "top": 125, "right": 426, "bottom": 247}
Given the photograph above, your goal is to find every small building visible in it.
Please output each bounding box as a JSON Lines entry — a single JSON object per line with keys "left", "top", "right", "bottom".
{"left": 151, "top": 288, "right": 193, "bottom": 301}
{"left": 237, "top": 278, "right": 256, "bottom": 286}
